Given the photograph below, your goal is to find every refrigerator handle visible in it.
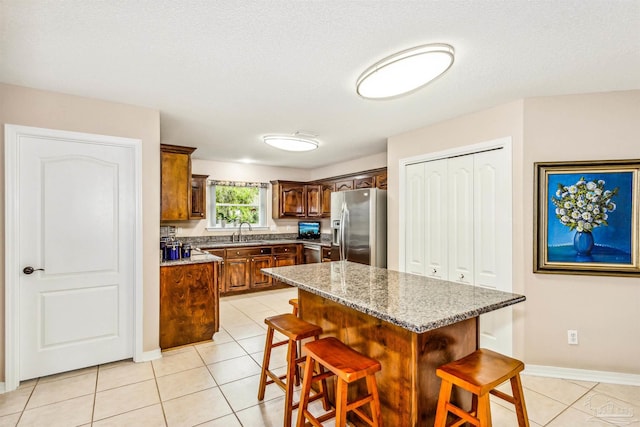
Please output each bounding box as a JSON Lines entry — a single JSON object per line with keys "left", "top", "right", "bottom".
{"left": 340, "top": 201, "right": 347, "bottom": 262}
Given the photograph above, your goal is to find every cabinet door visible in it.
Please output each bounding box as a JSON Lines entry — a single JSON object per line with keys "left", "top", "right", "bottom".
{"left": 474, "top": 149, "right": 512, "bottom": 355}
{"left": 424, "top": 160, "right": 448, "bottom": 279}
{"left": 447, "top": 155, "right": 474, "bottom": 284}
{"left": 321, "top": 247, "right": 332, "bottom": 262}
{"left": 354, "top": 176, "right": 374, "bottom": 189}
{"left": 190, "top": 174, "right": 208, "bottom": 219}
{"left": 281, "top": 183, "right": 306, "bottom": 217}
{"left": 206, "top": 249, "right": 225, "bottom": 292}
{"left": 334, "top": 179, "right": 354, "bottom": 192}
{"left": 405, "top": 163, "right": 425, "bottom": 276}
{"left": 225, "top": 257, "right": 250, "bottom": 291}
{"left": 375, "top": 171, "right": 388, "bottom": 189}
{"left": 305, "top": 184, "right": 322, "bottom": 217}
{"left": 161, "top": 145, "right": 196, "bottom": 221}
{"left": 321, "top": 183, "right": 333, "bottom": 217}
{"left": 160, "top": 262, "right": 217, "bottom": 349}
{"left": 250, "top": 255, "right": 273, "bottom": 288}
{"left": 273, "top": 253, "right": 297, "bottom": 267}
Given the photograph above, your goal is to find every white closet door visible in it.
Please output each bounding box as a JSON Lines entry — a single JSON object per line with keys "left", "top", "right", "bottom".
{"left": 424, "top": 160, "right": 448, "bottom": 279}
{"left": 447, "top": 155, "right": 474, "bottom": 284}
{"left": 405, "top": 163, "right": 425, "bottom": 275}
{"left": 474, "top": 149, "right": 513, "bottom": 355}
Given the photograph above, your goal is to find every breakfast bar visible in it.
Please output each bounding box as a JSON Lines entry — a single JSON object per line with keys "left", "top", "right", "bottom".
{"left": 262, "top": 261, "right": 525, "bottom": 426}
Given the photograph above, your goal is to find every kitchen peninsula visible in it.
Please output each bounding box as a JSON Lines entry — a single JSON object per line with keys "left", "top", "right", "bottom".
{"left": 262, "top": 261, "right": 526, "bottom": 426}
{"left": 160, "top": 251, "right": 222, "bottom": 349}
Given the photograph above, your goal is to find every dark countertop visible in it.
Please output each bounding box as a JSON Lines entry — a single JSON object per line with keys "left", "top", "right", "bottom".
{"left": 262, "top": 261, "right": 525, "bottom": 334}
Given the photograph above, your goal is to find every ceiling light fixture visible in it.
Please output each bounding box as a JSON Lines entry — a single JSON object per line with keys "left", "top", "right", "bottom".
{"left": 263, "top": 133, "right": 319, "bottom": 152}
{"left": 356, "top": 43, "right": 455, "bottom": 100}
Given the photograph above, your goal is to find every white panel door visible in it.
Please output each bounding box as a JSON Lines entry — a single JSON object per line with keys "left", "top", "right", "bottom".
{"left": 405, "top": 163, "right": 425, "bottom": 275}
{"left": 424, "top": 160, "right": 448, "bottom": 279}
{"left": 474, "top": 149, "right": 513, "bottom": 355}
{"left": 17, "top": 130, "right": 135, "bottom": 380}
{"left": 447, "top": 155, "right": 474, "bottom": 284}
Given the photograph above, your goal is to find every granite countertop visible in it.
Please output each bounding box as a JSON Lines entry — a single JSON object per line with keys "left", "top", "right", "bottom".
{"left": 197, "top": 239, "right": 330, "bottom": 249}
{"left": 160, "top": 250, "right": 222, "bottom": 266}
{"left": 262, "top": 261, "right": 525, "bottom": 333}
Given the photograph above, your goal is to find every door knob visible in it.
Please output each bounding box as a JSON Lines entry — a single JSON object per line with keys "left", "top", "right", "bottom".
{"left": 23, "top": 266, "right": 44, "bottom": 275}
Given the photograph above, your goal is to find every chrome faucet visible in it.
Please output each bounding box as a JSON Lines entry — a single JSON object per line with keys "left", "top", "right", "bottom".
{"left": 234, "top": 221, "right": 252, "bottom": 242}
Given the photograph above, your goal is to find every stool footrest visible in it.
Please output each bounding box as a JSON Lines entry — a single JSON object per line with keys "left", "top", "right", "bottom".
{"left": 491, "top": 388, "right": 516, "bottom": 404}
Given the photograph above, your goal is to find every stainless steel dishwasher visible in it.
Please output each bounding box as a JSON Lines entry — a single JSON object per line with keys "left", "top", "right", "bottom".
{"left": 303, "top": 243, "right": 321, "bottom": 263}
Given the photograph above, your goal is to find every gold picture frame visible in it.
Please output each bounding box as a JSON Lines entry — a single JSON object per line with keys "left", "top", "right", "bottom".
{"left": 534, "top": 159, "right": 640, "bottom": 277}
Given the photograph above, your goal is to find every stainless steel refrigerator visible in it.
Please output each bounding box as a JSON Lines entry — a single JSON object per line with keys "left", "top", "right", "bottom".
{"left": 331, "top": 188, "right": 387, "bottom": 267}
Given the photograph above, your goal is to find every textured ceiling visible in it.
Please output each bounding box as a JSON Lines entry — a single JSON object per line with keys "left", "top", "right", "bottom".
{"left": 1, "top": 1, "right": 639, "bottom": 168}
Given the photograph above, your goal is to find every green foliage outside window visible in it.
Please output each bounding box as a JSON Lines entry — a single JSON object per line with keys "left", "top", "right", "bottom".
{"left": 215, "top": 186, "right": 259, "bottom": 224}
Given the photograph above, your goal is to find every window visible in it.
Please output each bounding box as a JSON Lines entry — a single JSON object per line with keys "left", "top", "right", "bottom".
{"left": 207, "top": 180, "right": 268, "bottom": 229}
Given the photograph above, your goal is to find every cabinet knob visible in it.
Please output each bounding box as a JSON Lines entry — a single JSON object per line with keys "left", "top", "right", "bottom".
{"left": 236, "top": 251, "right": 240, "bottom": 255}
{"left": 459, "top": 273, "right": 465, "bottom": 280}
{"left": 432, "top": 268, "right": 437, "bottom": 274}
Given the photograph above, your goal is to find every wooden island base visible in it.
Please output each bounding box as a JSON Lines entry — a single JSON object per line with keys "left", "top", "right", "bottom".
{"left": 299, "top": 289, "right": 477, "bottom": 427}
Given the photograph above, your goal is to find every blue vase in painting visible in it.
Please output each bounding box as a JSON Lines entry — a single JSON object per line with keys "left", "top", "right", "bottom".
{"left": 573, "top": 231, "right": 594, "bottom": 256}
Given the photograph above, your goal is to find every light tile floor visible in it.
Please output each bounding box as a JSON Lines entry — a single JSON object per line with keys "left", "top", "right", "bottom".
{"left": 1, "top": 287, "right": 639, "bottom": 426}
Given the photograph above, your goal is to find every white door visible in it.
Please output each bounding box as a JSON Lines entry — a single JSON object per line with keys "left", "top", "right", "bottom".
{"left": 8, "top": 126, "right": 137, "bottom": 381}
{"left": 447, "top": 155, "right": 474, "bottom": 285}
{"left": 424, "top": 160, "right": 448, "bottom": 279}
{"left": 474, "top": 149, "right": 513, "bottom": 355}
{"left": 405, "top": 163, "right": 425, "bottom": 275}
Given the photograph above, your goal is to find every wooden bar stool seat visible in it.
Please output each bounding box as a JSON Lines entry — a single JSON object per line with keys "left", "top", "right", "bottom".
{"left": 434, "top": 348, "right": 529, "bottom": 427}
{"left": 297, "top": 337, "right": 382, "bottom": 427}
{"left": 258, "top": 313, "right": 329, "bottom": 427}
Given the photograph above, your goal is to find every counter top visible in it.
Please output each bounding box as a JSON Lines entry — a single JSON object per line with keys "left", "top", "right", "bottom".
{"left": 197, "top": 239, "right": 330, "bottom": 249}
{"left": 262, "top": 261, "right": 525, "bottom": 333}
{"left": 160, "top": 251, "right": 222, "bottom": 267}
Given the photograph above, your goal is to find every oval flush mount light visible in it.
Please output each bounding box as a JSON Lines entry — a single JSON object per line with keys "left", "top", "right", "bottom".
{"left": 356, "top": 43, "right": 455, "bottom": 100}
{"left": 263, "top": 134, "right": 319, "bottom": 152}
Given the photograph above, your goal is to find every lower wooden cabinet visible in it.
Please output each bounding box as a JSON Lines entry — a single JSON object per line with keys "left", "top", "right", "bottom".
{"left": 321, "top": 247, "right": 333, "bottom": 262}
{"left": 206, "top": 244, "right": 301, "bottom": 294}
{"left": 160, "top": 261, "right": 219, "bottom": 349}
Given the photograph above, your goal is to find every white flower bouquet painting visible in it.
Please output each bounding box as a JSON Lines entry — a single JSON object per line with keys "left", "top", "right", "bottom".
{"left": 535, "top": 160, "right": 640, "bottom": 276}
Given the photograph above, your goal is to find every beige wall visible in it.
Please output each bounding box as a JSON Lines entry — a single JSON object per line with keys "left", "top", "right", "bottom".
{"left": 0, "top": 84, "right": 161, "bottom": 381}
{"left": 522, "top": 91, "right": 640, "bottom": 373}
{"left": 387, "top": 91, "right": 640, "bottom": 374}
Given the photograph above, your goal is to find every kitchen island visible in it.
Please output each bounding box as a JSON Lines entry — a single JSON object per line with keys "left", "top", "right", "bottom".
{"left": 262, "top": 261, "right": 525, "bottom": 426}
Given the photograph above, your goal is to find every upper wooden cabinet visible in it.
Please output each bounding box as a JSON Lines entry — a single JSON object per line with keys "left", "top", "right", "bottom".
{"left": 161, "top": 144, "right": 196, "bottom": 221}
{"left": 271, "top": 181, "right": 327, "bottom": 218}
{"left": 354, "top": 176, "right": 375, "bottom": 189}
{"left": 271, "top": 168, "right": 386, "bottom": 219}
{"left": 190, "top": 174, "right": 208, "bottom": 220}
{"left": 321, "top": 183, "right": 333, "bottom": 217}
{"left": 334, "top": 179, "right": 354, "bottom": 191}
{"left": 374, "top": 170, "right": 388, "bottom": 190}
{"left": 305, "top": 184, "right": 322, "bottom": 217}
{"left": 272, "top": 181, "right": 306, "bottom": 218}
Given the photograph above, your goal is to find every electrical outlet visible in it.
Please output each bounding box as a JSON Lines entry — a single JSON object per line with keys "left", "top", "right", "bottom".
{"left": 567, "top": 329, "right": 579, "bottom": 345}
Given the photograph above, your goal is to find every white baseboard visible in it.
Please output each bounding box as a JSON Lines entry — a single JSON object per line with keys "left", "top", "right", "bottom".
{"left": 134, "top": 348, "right": 162, "bottom": 363}
{"left": 525, "top": 364, "right": 640, "bottom": 386}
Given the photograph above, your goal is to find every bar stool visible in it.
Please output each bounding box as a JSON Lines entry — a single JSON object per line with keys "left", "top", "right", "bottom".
{"left": 289, "top": 298, "right": 299, "bottom": 316}
{"left": 297, "top": 337, "right": 382, "bottom": 427}
{"left": 434, "top": 348, "right": 529, "bottom": 427}
{"left": 258, "top": 313, "right": 329, "bottom": 427}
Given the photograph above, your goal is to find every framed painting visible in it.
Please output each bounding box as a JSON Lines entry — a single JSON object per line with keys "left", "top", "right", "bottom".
{"left": 534, "top": 159, "right": 640, "bottom": 276}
